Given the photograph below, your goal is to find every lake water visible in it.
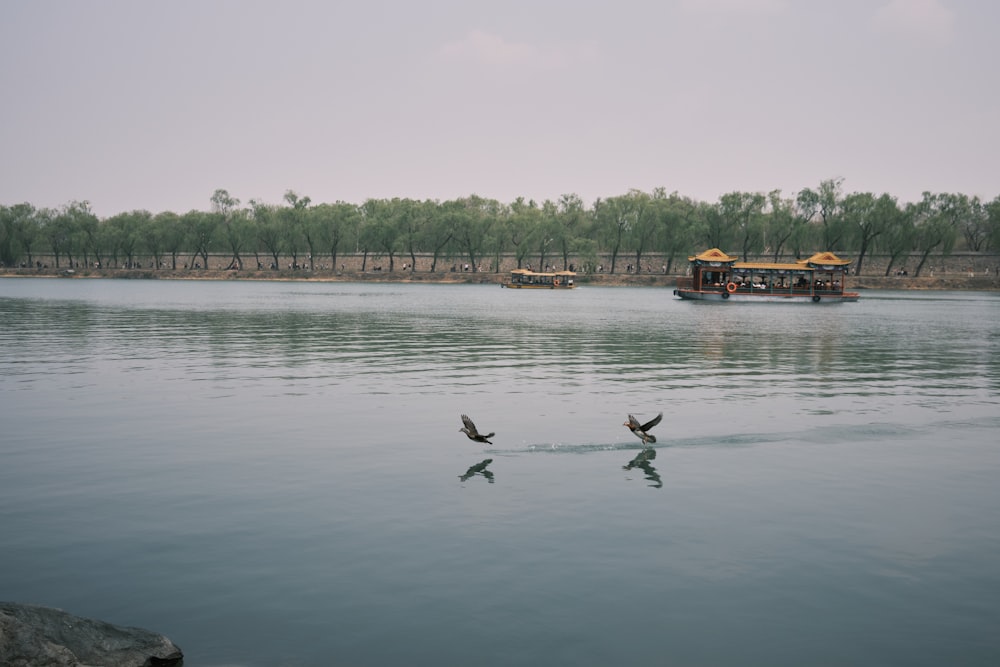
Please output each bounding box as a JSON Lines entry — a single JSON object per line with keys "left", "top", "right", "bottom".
{"left": 1, "top": 278, "right": 999, "bottom": 666}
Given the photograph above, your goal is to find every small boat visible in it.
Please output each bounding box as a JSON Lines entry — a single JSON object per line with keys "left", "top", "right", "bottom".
{"left": 503, "top": 268, "right": 576, "bottom": 289}
{"left": 673, "top": 248, "right": 860, "bottom": 303}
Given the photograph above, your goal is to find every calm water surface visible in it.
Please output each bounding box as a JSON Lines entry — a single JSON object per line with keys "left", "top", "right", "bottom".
{"left": 2, "top": 278, "right": 999, "bottom": 666}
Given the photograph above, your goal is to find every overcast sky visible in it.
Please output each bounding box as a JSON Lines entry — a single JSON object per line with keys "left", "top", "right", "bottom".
{"left": 1, "top": 0, "right": 996, "bottom": 218}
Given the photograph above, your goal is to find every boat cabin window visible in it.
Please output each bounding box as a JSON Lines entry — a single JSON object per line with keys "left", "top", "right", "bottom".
{"left": 701, "top": 271, "right": 726, "bottom": 286}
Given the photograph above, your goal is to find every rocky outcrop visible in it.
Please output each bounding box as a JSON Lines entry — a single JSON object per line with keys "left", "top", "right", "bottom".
{"left": 0, "top": 602, "right": 183, "bottom": 667}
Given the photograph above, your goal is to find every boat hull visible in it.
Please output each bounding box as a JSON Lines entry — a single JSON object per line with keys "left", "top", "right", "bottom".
{"left": 673, "top": 289, "right": 859, "bottom": 303}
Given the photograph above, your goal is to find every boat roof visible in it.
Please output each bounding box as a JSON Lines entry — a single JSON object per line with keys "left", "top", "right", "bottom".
{"left": 511, "top": 268, "right": 576, "bottom": 276}
{"left": 688, "top": 248, "right": 852, "bottom": 268}
{"left": 732, "top": 261, "right": 811, "bottom": 271}
{"left": 688, "top": 248, "right": 738, "bottom": 263}
{"left": 803, "top": 251, "right": 852, "bottom": 267}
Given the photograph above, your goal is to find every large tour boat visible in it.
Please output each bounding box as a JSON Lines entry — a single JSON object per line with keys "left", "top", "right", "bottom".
{"left": 673, "top": 248, "right": 860, "bottom": 303}
{"left": 503, "top": 268, "right": 576, "bottom": 289}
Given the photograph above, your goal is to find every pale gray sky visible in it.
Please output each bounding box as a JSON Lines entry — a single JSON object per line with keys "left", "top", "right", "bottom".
{"left": 1, "top": 0, "right": 997, "bottom": 218}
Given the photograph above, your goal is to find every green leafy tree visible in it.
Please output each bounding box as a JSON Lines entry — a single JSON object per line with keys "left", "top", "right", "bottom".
{"left": 19, "top": 206, "right": 42, "bottom": 267}
{"left": 556, "top": 194, "right": 587, "bottom": 271}
{"left": 100, "top": 219, "right": 124, "bottom": 267}
{"left": 394, "top": 198, "right": 425, "bottom": 271}
{"left": 508, "top": 198, "right": 540, "bottom": 269}
{"left": 248, "top": 201, "right": 282, "bottom": 269}
{"left": 312, "top": 201, "right": 359, "bottom": 271}
{"left": 212, "top": 189, "right": 246, "bottom": 270}
{"left": 628, "top": 190, "right": 658, "bottom": 273}
{"left": 650, "top": 190, "right": 695, "bottom": 273}
{"left": 40, "top": 209, "right": 64, "bottom": 268}
{"left": 72, "top": 203, "right": 101, "bottom": 267}
{"left": 910, "top": 192, "right": 958, "bottom": 277}
{"left": 592, "top": 194, "right": 637, "bottom": 273}
{"left": 840, "top": 193, "right": 881, "bottom": 276}
{"left": 532, "top": 200, "right": 561, "bottom": 271}
{"left": 123, "top": 210, "right": 151, "bottom": 267}
{"left": 0, "top": 205, "right": 14, "bottom": 266}
{"left": 104, "top": 211, "right": 149, "bottom": 267}
{"left": 985, "top": 195, "right": 1000, "bottom": 252}
{"left": 0, "top": 203, "right": 39, "bottom": 267}
{"left": 355, "top": 203, "right": 373, "bottom": 271}
{"left": 284, "top": 190, "right": 314, "bottom": 269}
{"left": 718, "top": 191, "right": 766, "bottom": 261}
{"left": 698, "top": 200, "right": 728, "bottom": 250}
{"left": 764, "top": 190, "right": 808, "bottom": 261}
{"left": 157, "top": 211, "right": 187, "bottom": 269}
{"left": 935, "top": 193, "right": 986, "bottom": 252}
{"left": 183, "top": 209, "right": 216, "bottom": 269}
{"left": 359, "top": 198, "right": 401, "bottom": 271}
{"left": 798, "top": 178, "right": 847, "bottom": 251}
{"left": 485, "top": 202, "right": 510, "bottom": 273}
{"left": 961, "top": 196, "right": 989, "bottom": 252}
{"left": 142, "top": 211, "right": 179, "bottom": 269}
{"left": 572, "top": 237, "right": 600, "bottom": 273}
{"left": 46, "top": 201, "right": 94, "bottom": 268}
{"left": 419, "top": 200, "right": 453, "bottom": 272}
{"left": 451, "top": 195, "right": 498, "bottom": 272}
{"left": 876, "top": 203, "right": 915, "bottom": 276}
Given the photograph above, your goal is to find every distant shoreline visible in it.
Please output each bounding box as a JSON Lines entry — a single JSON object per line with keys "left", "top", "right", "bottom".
{"left": 2, "top": 267, "right": 998, "bottom": 291}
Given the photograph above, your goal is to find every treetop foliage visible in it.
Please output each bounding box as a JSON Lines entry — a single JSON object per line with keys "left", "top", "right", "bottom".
{"left": 2, "top": 182, "right": 999, "bottom": 276}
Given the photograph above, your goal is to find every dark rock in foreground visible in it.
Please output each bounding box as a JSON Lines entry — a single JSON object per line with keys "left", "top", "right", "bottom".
{"left": 0, "top": 602, "right": 183, "bottom": 667}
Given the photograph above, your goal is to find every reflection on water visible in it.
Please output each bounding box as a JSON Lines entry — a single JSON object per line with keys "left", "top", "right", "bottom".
{"left": 1, "top": 279, "right": 999, "bottom": 667}
{"left": 4, "top": 281, "right": 998, "bottom": 414}
{"left": 623, "top": 448, "right": 662, "bottom": 488}
{"left": 459, "top": 458, "right": 495, "bottom": 483}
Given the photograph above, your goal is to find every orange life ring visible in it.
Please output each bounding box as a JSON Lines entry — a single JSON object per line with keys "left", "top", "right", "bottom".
{"left": 726, "top": 282, "right": 737, "bottom": 293}
{"left": 554, "top": 278, "right": 560, "bottom": 286}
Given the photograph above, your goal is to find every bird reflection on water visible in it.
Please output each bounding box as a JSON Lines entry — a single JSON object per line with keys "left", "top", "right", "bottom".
{"left": 623, "top": 448, "right": 662, "bottom": 488}
{"left": 459, "top": 458, "right": 495, "bottom": 483}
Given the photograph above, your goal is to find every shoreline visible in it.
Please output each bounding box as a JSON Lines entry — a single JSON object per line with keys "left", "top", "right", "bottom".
{"left": 1, "top": 267, "right": 998, "bottom": 291}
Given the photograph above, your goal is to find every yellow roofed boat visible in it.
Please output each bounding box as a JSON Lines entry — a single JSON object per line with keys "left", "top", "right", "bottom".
{"left": 673, "top": 249, "right": 859, "bottom": 303}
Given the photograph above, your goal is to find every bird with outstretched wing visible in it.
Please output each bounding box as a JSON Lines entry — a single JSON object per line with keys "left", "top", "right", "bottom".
{"left": 624, "top": 412, "right": 662, "bottom": 445}
{"left": 460, "top": 414, "right": 495, "bottom": 445}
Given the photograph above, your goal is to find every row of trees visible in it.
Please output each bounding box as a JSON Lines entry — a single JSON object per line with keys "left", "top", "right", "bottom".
{"left": 3, "top": 180, "right": 999, "bottom": 277}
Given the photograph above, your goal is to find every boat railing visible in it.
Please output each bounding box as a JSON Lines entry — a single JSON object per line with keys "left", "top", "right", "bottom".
{"left": 676, "top": 276, "right": 847, "bottom": 295}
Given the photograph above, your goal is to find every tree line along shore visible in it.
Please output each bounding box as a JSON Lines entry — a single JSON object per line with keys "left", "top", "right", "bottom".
{"left": 2, "top": 252, "right": 998, "bottom": 291}
{"left": 3, "top": 182, "right": 999, "bottom": 282}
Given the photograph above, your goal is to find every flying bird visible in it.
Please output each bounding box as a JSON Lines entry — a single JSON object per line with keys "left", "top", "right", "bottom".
{"left": 460, "top": 414, "right": 495, "bottom": 445}
{"left": 624, "top": 412, "right": 663, "bottom": 445}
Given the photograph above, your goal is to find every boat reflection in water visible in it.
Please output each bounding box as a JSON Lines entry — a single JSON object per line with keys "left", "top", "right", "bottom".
{"left": 623, "top": 448, "right": 662, "bottom": 488}
{"left": 459, "top": 459, "right": 495, "bottom": 483}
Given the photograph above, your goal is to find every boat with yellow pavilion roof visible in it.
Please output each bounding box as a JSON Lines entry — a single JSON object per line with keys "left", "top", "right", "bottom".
{"left": 673, "top": 248, "right": 860, "bottom": 303}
